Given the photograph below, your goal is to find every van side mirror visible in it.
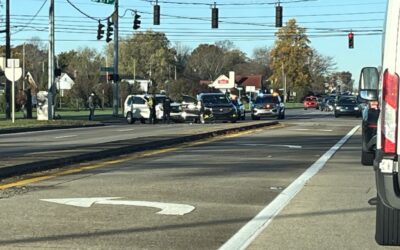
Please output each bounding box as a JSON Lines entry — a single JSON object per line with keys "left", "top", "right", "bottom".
{"left": 358, "top": 67, "right": 379, "bottom": 101}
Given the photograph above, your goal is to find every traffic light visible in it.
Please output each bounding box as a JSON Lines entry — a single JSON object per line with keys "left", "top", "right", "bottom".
{"left": 212, "top": 5, "right": 218, "bottom": 29}
{"left": 133, "top": 13, "right": 141, "bottom": 30}
{"left": 348, "top": 32, "right": 354, "bottom": 49}
{"left": 154, "top": 4, "right": 160, "bottom": 25}
{"left": 106, "top": 18, "right": 113, "bottom": 43}
{"left": 97, "top": 21, "right": 104, "bottom": 40}
{"left": 276, "top": 5, "right": 283, "bottom": 27}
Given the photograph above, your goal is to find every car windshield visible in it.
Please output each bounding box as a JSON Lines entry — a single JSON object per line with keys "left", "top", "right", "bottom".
{"left": 201, "top": 95, "right": 230, "bottom": 104}
{"left": 338, "top": 97, "right": 357, "bottom": 104}
{"left": 305, "top": 97, "right": 316, "bottom": 101}
{"left": 182, "top": 96, "right": 197, "bottom": 104}
{"left": 255, "top": 96, "right": 279, "bottom": 104}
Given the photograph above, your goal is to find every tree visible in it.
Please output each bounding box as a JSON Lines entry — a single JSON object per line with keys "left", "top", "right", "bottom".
{"left": 63, "top": 47, "right": 103, "bottom": 107}
{"left": 308, "top": 49, "right": 336, "bottom": 94}
{"left": 269, "top": 19, "right": 313, "bottom": 101}
{"left": 6, "top": 38, "right": 48, "bottom": 92}
{"left": 109, "top": 30, "right": 176, "bottom": 93}
{"left": 186, "top": 42, "right": 247, "bottom": 81}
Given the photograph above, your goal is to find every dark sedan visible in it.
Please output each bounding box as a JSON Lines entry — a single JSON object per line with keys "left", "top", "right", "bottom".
{"left": 334, "top": 96, "right": 361, "bottom": 117}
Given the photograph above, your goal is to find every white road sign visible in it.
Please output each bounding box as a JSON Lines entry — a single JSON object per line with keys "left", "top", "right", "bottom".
{"left": 41, "top": 197, "right": 195, "bottom": 216}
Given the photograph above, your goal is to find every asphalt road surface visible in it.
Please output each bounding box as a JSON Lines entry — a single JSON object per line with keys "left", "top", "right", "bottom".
{"left": 0, "top": 109, "right": 364, "bottom": 249}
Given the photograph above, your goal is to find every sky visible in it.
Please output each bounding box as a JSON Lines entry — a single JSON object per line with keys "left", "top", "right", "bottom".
{"left": 0, "top": 0, "right": 387, "bottom": 84}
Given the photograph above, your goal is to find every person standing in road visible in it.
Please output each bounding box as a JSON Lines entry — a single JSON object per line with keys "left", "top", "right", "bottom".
{"left": 88, "top": 92, "right": 96, "bottom": 121}
{"left": 147, "top": 95, "right": 157, "bottom": 124}
{"left": 163, "top": 97, "right": 171, "bottom": 124}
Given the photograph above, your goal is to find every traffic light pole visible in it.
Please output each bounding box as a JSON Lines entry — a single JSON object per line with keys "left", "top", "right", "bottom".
{"left": 5, "top": 0, "right": 10, "bottom": 119}
{"left": 48, "top": 0, "right": 55, "bottom": 120}
{"left": 112, "top": 0, "right": 119, "bottom": 117}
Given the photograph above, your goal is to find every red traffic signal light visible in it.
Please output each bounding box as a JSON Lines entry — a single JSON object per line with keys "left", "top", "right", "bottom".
{"left": 348, "top": 32, "right": 354, "bottom": 49}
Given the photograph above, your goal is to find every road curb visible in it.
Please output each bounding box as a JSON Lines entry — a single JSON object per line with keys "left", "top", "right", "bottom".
{"left": 0, "top": 121, "right": 278, "bottom": 179}
{"left": 0, "top": 123, "right": 105, "bottom": 134}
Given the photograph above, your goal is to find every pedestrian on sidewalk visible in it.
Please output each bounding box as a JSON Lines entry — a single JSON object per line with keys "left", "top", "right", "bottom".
{"left": 88, "top": 92, "right": 96, "bottom": 121}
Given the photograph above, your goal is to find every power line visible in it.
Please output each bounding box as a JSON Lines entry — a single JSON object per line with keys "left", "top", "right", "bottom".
{"left": 11, "top": 0, "right": 47, "bottom": 35}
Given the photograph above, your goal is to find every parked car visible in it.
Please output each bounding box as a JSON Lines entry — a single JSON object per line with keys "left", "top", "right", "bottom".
{"left": 334, "top": 95, "right": 361, "bottom": 117}
{"left": 303, "top": 96, "right": 318, "bottom": 110}
{"left": 124, "top": 94, "right": 166, "bottom": 124}
{"left": 180, "top": 95, "right": 201, "bottom": 123}
{"left": 197, "top": 93, "right": 238, "bottom": 123}
{"left": 251, "top": 94, "right": 285, "bottom": 120}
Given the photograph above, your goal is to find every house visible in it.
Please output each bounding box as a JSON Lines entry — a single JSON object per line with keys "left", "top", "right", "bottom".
{"left": 56, "top": 73, "right": 75, "bottom": 96}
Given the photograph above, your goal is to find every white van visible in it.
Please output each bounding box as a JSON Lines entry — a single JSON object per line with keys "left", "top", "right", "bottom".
{"left": 358, "top": 0, "right": 400, "bottom": 245}
{"left": 123, "top": 94, "right": 165, "bottom": 124}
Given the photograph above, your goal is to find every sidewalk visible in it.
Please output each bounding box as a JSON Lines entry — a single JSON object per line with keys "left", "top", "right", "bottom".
{"left": 247, "top": 130, "right": 398, "bottom": 250}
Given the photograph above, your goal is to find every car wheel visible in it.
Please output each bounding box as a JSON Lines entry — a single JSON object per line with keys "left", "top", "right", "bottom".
{"left": 375, "top": 196, "right": 400, "bottom": 245}
{"left": 304, "top": 107, "right": 307, "bottom": 110}
{"left": 334, "top": 113, "right": 340, "bottom": 118}
{"left": 140, "top": 118, "right": 146, "bottom": 124}
{"left": 231, "top": 118, "right": 237, "bottom": 123}
{"left": 126, "top": 112, "right": 135, "bottom": 124}
{"left": 361, "top": 149, "right": 375, "bottom": 166}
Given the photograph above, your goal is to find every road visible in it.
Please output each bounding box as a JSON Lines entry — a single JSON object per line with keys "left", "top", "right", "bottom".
{"left": 0, "top": 109, "right": 374, "bottom": 249}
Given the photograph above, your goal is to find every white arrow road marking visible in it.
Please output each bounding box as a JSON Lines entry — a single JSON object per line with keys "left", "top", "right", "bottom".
{"left": 40, "top": 197, "right": 195, "bottom": 216}
{"left": 242, "top": 144, "right": 302, "bottom": 149}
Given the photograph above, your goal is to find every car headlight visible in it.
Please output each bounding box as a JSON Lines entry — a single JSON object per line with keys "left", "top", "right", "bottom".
{"left": 354, "top": 107, "right": 359, "bottom": 110}
{"left": 188, "top": 104, "right": 196, "bottom": 110}
{"left": 336, "top": 106, "right": 341, "bottom": 110}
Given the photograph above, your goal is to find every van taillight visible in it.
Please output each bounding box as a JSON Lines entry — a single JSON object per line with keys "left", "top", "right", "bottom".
{"left": 381, "top": 70, "right": 399, "bottom": 154}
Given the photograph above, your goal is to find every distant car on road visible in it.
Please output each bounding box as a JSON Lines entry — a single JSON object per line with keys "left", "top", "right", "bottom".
{"left": 251, "top": 94, "right": 285, "bottom": 120}
{"left": 334, "top": 95, "right": 361, "bottom": 117}
{"left": 303, "top": 96, "right": 318, "bottom": 110}
{"left": 198, "top": 93, "right": 238, "bottom": 123}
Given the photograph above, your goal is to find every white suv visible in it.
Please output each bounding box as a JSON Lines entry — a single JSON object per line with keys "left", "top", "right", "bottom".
{"left": 123, "top": 94, "right": 165, "bottom": 124}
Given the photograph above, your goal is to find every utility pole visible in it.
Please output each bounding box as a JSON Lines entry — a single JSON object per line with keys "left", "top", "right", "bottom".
{"left": 48, "top": 0, "right": 55, "bottom": 120}
{"left": 281, "top": 64, "right": 287, "bottom": 103}
{"left": 5, "top": 0, "right": 10, "bottom": 119}
{"left": 112, "top": 0, "right": 119, "bottom": 117}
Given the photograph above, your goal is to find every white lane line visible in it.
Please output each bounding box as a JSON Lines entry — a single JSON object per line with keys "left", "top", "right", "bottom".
{"left": 292, "top": 129, "right": 333, "bottom": 132}
{"left": 242, "top": 144, "right": 302, "bottom": 149}
{"left": 219, "top": 125, "right": 360, "bottom": 250}
{"left": 54, "top": 135, "right": 77, "bottom": 139}
{"left": 116, "top": 129, "right": 135, "bottom": 132}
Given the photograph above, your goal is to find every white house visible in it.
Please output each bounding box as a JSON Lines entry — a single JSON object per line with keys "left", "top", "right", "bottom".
{"left": 56, "top": 73, "right": 75, "bottom": 96}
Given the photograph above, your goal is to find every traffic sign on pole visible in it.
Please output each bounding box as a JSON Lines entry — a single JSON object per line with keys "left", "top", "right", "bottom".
{"left": 100, "top": 66, "right": 114, "bottom": 72}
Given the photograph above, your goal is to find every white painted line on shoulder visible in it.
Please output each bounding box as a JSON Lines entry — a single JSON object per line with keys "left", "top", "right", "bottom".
{"left": 54, "top": 135, "right": 77, "bottom": 139}
{"left": 219, "top": 125, "right": 360, "bottom": 250}
{"left": 116, "top": 129, "right": 135, "bottom": 132}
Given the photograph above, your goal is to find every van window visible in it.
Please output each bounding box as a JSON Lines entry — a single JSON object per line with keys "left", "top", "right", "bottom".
{"left": 133, "top": 97, "right": 146, "bottom": 105}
